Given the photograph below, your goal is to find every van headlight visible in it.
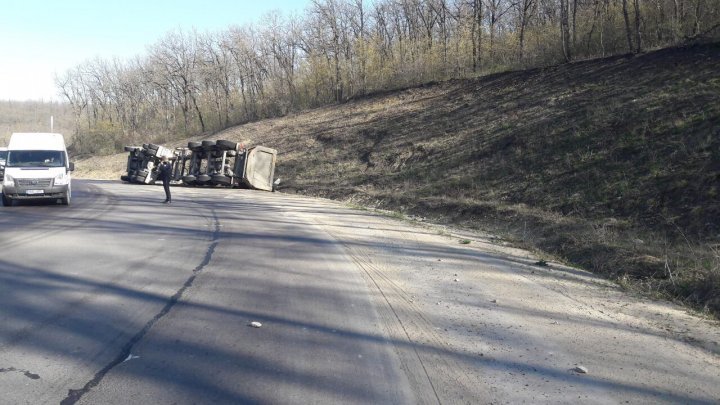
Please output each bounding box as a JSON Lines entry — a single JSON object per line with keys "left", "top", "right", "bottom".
{"left": 3, "top": 174, "right": 13, "bottom": 187}
{"left": 54, "top": 172, "right": 69, "bottom": 186}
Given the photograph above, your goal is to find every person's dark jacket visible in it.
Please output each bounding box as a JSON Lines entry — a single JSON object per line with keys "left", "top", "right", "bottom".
{"left": 157, "top": 162, "right": 172, "bottom": 183}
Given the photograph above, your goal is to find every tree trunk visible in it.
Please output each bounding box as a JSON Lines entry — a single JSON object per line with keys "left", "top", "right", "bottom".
{"left": 561, "top": 0, "right": 572, "bottom": 61}
{"left": 634, "top": 0, "right": 642, "bottom": 53}
{"left": 622, "top": 0, "right": 634, "bottom": 52}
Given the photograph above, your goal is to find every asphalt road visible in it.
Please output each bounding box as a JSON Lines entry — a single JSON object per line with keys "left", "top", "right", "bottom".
{"left": 2, "top": 180, "right": 720, "bottom": 405}
{"left": 0, "top": 180, "right": 414, "bottom": 404}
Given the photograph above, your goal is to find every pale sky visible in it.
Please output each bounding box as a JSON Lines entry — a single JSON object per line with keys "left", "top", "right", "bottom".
{"left": 0, "top": 0, "right": 308, "bottom": 101}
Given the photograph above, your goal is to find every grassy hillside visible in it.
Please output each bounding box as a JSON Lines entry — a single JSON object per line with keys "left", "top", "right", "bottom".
{"left": 78, "top": 42, "right": 720, "bottom": 316}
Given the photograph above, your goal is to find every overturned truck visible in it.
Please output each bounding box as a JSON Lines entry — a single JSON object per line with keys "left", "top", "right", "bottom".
{"left": 121, "top": 140, "right": 277, "bottom": 191}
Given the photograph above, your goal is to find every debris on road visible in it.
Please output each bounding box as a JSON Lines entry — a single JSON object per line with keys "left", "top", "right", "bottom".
{"left": 572, "top": 366, "right": 589, "bottom": 374}
{"left": 122, "top": 354, "right": 140, "bottom": 363}
{"left": 249, "top": 321, "right": 263, "bottom": 328}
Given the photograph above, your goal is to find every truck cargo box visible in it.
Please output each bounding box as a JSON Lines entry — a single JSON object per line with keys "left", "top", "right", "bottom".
{"left": 235, "top": 146, "right": 277, "bottom": 191}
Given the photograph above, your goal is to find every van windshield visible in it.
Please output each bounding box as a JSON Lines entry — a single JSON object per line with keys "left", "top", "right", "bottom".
{"left": 7, "top": 150, "right": 65, "bottom": 168}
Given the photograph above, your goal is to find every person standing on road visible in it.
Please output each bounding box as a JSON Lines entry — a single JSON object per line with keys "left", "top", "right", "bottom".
{"left": 158, "top": 156, "right": 173, "bottom": 203}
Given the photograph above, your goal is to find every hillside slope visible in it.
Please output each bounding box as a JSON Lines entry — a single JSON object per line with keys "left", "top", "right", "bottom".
{"left": 79, "top": 42, "right": 720, "bottom": 315}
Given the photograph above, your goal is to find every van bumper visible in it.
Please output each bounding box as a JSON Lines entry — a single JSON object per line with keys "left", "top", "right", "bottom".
{"left": 2, "top": 184, "right": 69, "bottom": 199}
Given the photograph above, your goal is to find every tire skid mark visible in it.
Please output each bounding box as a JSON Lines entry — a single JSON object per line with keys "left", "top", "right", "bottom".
{"left": 313, "top": 218, "right": 442, "bottom": 404}
{"left": 59, "top": 209, "right": 221, "bottom": 405}
{"left": 314, "top": 216, "right": 487, "bottom": 404}
{"left": 346, "top": 249, "right": 443, "bottom": 405}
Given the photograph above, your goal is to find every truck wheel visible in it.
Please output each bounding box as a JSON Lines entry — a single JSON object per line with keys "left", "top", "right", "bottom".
{"left": 211, "top": 174, "right": 232, "bottom": 186}
{"left": 120, "top": 175, "right": 130, "bottom": 182}
{"left": 182, "top": 175, "right": 197, "bottom": 185}
{"left": 216, "top": 140, "right": 237, "bottom": 151}
{"left": 60, "top": 192, "right": 71, "bottom": 206}
{"left": 2, "top": 193, "right": 12, "bottom": 207}
{"left": 197, "top": 174, "right": 211, "bottom": 184}
{"left": 188, "top": 141, "right": 202, "bottom": 149}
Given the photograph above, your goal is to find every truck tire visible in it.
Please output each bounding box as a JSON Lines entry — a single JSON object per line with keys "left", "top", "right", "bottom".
{"left": 120, "top": 175, "right": 130, "bottom": 182}
{"left": 2, "top": 193, "right": 12, "bottom": 207}
{"left": 188, "top": 141, "right": 202, "bottom": 149}
{"left": 197, "top": 174, "right": 212, "bottom": 184}
{"left": 212, "top": 174, "right": 232, "bottom": 186}
{"left": 182, "top": 175, "right": 197, "bottom": 185}
{"left": 201, "top": 140, "right": 216, "bottom": 152}
{"left": 216, "top": 140, "right": 237, "bottom": 151}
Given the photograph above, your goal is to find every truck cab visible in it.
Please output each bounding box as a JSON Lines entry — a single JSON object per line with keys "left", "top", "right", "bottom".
{"left": 2, "top": 133, "right": 74, "bottom": 206}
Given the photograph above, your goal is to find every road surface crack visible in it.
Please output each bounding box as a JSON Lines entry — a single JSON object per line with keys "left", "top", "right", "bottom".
{"left": 60, "top": 210, "right": 220, "bottom": 405}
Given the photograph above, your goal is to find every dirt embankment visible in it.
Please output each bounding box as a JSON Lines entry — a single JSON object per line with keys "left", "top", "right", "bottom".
{"left": 78, "top": 42, "right": 720, "bottom": 317}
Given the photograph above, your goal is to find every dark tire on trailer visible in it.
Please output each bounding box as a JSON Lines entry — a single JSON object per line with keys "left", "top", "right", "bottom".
{"left": 182, "top": 175, "right": 197, "bottom": 185}
{"left": 188, "top": 141, "right": 202, "bottom": 149}
{"left": 148, "top": 143, "right": 161, "bottom": 150}
{"left": 124, "top": 146, "right": 136, "bottom": 152}
{"left": 211, "top": 175, "right": 232, "bottom": 186}
{"left": 216, "top": 139, "right": 237, "bottom": 151}
{"left": 197, "top": 174, "right": 212, "bottom": 184}
{"left": 121, "top": 175, "right": 130, "bottom": 182}
{"left": 201, "top": 140, "right": 217, "bottom": 152}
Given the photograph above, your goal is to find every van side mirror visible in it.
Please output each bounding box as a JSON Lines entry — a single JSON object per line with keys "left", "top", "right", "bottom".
{"left": 69, "top": 162, "right": 75, "bottom": 172}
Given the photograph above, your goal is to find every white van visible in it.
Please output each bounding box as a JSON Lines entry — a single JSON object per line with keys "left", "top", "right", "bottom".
{"left": 2, "top": 133, "right": 74, "bottom": 206}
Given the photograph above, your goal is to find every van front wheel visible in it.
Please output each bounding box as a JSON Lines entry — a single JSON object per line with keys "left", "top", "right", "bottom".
{"left": 1, "top": 193, "right": 12, "bottom": 207}
{"left": 60, "top": 191, "right": 70, "bottom": 206}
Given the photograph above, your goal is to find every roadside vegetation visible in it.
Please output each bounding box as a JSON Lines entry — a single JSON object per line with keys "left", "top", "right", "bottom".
{"left": 0, "top": 101, "right": 74, "bottom": 145}
{"left": 50, "top": 0, "right": 720, "bottom": 157}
